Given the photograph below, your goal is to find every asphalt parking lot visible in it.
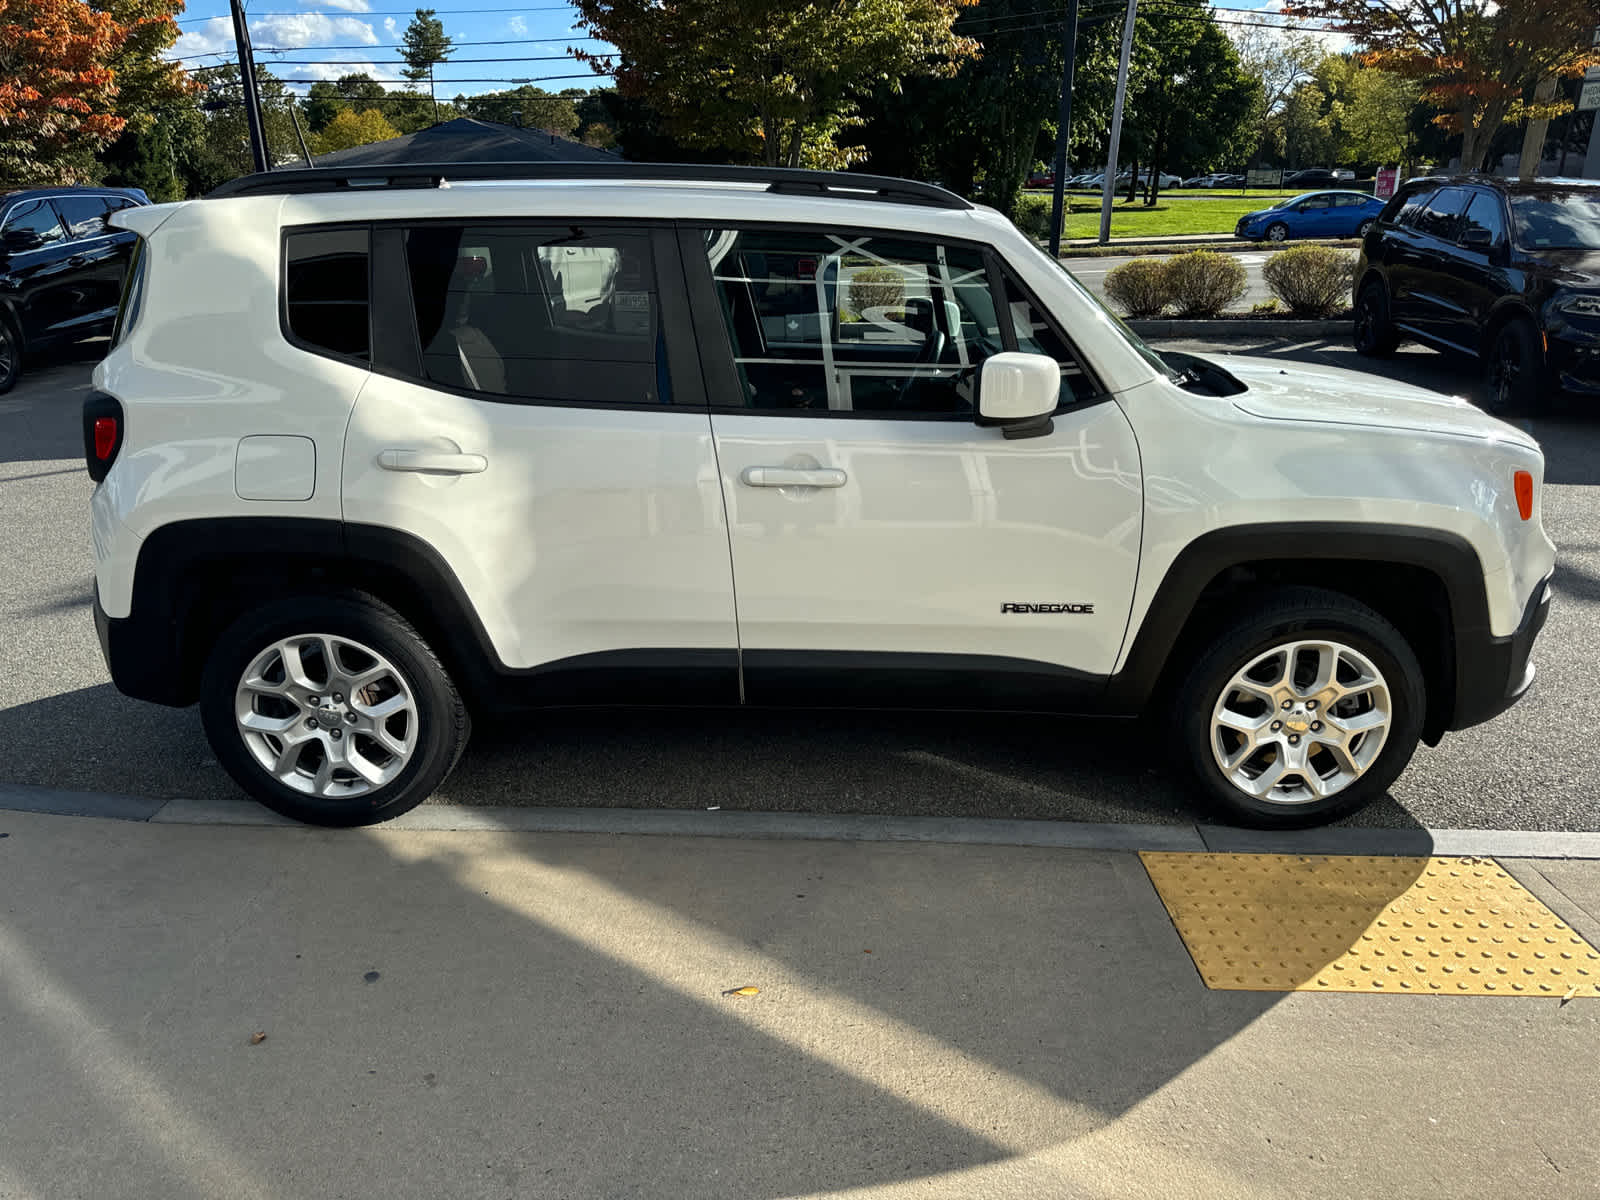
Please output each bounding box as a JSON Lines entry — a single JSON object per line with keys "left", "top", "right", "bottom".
{"left": 4, "top": 335, "right": 1598, "bottom": 832}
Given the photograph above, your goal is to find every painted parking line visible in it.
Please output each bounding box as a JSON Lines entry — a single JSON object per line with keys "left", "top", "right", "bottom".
{"left": 1142, "top": 852, "right": 1600, "bottom": 996}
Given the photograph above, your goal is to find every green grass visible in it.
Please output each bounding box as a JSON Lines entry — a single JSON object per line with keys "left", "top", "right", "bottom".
{"left": 1039, "top": 194, "right": 1290, "bottom": 239}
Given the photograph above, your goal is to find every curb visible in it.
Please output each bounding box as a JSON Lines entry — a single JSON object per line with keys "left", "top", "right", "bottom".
{"left": 1131, "top": 318, "right": 1350, "bottom": 339}
{"left": 3, "top": 781, "right": 1600, "bottom": 860}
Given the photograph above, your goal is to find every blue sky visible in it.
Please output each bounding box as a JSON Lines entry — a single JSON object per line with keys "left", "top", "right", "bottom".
{"left": 168, "top": 1, "right": 618, "bottom": 99}
{"left": 165, "top": 0, "right": 1317, "bottom": 102}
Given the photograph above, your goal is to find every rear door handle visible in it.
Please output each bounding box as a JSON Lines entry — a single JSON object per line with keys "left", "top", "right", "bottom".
{"left": 740, "top": 465, "right": 847, "bottom": 488}
{"left": 378, "top": 449, "right": 488, "bottom": 475}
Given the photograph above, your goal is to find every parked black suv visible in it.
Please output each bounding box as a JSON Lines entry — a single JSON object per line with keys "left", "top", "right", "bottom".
{"left": 0, "top": 186, "right": 147, "bottom": 393}
{"left": 1353, "top": 175, "right": 1600, "bottom": 414}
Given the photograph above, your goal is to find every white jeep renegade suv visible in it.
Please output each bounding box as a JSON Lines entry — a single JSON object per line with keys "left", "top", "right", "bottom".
{"left": 85, "top": 163, "right": 1555, "bottom": 828}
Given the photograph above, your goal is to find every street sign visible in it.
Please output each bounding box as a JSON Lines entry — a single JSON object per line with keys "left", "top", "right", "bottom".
{"left": 1581, "top": 79, "right": 1600, "bottom": 112}
{"left": 1246, "top": 167, "right": 1282, "bottom": 187}
{"left": 1374, "top": 167, "right": 1398, "bottom": 200}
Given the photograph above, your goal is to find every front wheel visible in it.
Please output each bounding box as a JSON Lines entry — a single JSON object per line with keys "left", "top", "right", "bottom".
{"left": 200, "top": 593, "right": 470, "bottom": 826}
{"left": 1265, "top": 222, "right": 1290, "bottom": 243}
{"left": 1174, "top": 588, "right": 1424, "bottom": 828}
{"left": 1484, "top": 319, "right": 1548, "bottom": 416}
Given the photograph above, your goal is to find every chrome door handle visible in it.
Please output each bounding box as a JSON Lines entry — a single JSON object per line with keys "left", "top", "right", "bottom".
{"left": 377, "top": 449, "right": 488, "bottom": 475}
{"left": 740, "top": 465, "right": 847, "bottom": 488}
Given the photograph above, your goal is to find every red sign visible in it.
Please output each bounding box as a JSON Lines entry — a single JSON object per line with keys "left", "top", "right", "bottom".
{"left": 1374, "top": 167, "right": 1399, "bottom": 200}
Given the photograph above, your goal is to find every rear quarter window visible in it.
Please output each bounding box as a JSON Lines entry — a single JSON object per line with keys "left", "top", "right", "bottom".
{"left": 284, "top": 227, "right": 370, "bottom": 361}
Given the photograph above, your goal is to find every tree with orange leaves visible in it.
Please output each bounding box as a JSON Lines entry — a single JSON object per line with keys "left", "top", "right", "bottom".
{"left": 0, "top": 0, "right": 129, "bottom": 183}
{"left": 1285, "top": 0, "right": 1600, "bottom": 171}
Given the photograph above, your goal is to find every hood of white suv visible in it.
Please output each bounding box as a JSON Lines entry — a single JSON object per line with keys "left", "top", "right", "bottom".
{"left": 1220, "top": 355, "right": 1539, "bottom": 450}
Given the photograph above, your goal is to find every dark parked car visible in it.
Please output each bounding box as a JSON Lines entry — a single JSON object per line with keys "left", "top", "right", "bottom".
{"left": 0, "top": 186, "right": 147, "bottom": 393}
{"left": 1234, "top": 190, "right": 1385, "bottom": 242}
{"left": 1283, "top": 168, "right": 1353, "bottom": 187}
{"left": 1354, "top": 175, "right": 1600, "bottom": 414}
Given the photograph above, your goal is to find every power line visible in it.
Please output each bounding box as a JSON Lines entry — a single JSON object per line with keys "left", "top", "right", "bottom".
{"left": 175, "top": 35, "right": 606, "bottom": 61}
{"left": 180, "top": 5, "right": 581, "bottom": 23}
{"left": 255, "top": 53, "right": 613, "bottom": 64}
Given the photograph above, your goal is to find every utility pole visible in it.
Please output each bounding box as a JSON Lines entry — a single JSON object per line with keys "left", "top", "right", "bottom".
{"left": 1047, "top": 0, "right": 1081, "bottom": 258}
{"left": 1098, "top": 0, "right": 1139, "bottom": 245}
{"left": 229, "top": 0, "right": 270, "bottom": 173}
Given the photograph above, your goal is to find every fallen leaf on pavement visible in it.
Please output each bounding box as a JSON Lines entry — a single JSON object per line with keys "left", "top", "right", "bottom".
{"left": 249, "top": 1031, "right": 267, "bottom": 1045}
{"left": 722, "top": 986, "right": 759, "bottom": 997}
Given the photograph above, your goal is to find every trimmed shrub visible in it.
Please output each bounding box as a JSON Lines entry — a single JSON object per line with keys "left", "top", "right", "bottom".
{"left": 1262, "top": 245, "right": 1358, "bottom": 317}
{"left": 1011, "top": 193, "right": 1054, "bottom": 240}
{"left": 1163, "top": 250, "right": 1247, "bottom": 317}
{"left": 1103, "top": 258, "right": 1171, "bottom": 318}
{"left": 847, "top": 267, "right": 905, "bottom": 318}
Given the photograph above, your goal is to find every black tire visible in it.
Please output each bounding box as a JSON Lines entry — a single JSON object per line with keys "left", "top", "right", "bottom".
{"left": 1173, "top": 588, "right": 1424, "bottom": 829}
{"left": 0, "top": 314, "right": 21, "bottom": 395}
{"left": 1483, "top": 318, "right": 1548, "bottom": 417}
{"left": 1353, "top": 279, "right": 1399, "bottom": 358}
{"left": 1265, "top": 222, "right": 1289, "bottom": 243}
{"left": 200, "top": 592, "right": 469, "bottom": 826}
{"left": 1357, "top": 218, "right": 1376, "bottom": 238}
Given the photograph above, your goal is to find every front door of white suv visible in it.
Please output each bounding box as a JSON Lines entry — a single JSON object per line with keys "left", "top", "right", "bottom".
{"left": 684, "top": 224, "right": 1143, "bottom": 704}
{"left": 339, "top": 221, "right": 738, "bottom": 699}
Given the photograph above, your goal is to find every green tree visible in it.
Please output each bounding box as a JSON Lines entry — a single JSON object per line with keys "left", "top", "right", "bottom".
{"left": 455, "top": 85, "right": 579, "bottom": 134}
{"left": 304, "top": 72, "right": 387, "bottom": 132}
{"left": 399, "top": 7, "right": 451, "bottom": 121}
{"left": 1120, "top": 2, "right": 1259, "bottom": 203}
{"left": 1232, "top": 26, "right": 1324, "bottom": 166}
{"left": 312, "top": 106, "right": 400, "bottom": 154}
{"left": 1330, "top": 63, "right": 1422, "bottom": 171}
{"left": 183, "top": 62, "right": 303, "bottom": 192}
{"left": 573, "top": 0, "right": 977, "bottom": 168}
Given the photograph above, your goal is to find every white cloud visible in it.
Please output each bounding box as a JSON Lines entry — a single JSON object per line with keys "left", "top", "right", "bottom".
{"left": 314, "top": 0, "right": 373, "bottom": 11}
{"left": 384, "top": 16, "right": 398, "bottom": 36}
{"left": 171, "top": 17, "right": 233, "bottom": 59}
{"left": 250, "top": 14, "right": 380, "bottom": 49}
{"left": 508, "top": 15, "right": 528, "bottom": 34}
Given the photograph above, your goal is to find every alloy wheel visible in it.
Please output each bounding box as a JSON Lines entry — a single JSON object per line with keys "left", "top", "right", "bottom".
{"left": 0, "top": 323, "right": 16, "bottom": 380}
{"left": 1267, "top": 223, "right": 1288, "bottom": 243}
{"left": 233, "top": 633, "right": 419, "bottom": 798}
{"left": 1209, "top": 639, "right": 1392, "bottom": 805}
{"left": 1489, "top": 331, "right": 1521, "bottom": 412}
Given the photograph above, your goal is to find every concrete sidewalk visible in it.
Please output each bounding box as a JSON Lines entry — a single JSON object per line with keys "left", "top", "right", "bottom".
{"left": 1, "top": 809, "right": 1596, "bottom": 1199}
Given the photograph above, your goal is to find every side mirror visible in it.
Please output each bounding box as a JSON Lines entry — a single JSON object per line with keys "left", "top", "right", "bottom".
{"left": 976, "top": 351, "right": 1060, "bottom": 439}
{"left": 1, "top": 228, "right": 40, "bottom": 253}
{"left": 1460, "top": 227, "right": 1493, "bottom": 249}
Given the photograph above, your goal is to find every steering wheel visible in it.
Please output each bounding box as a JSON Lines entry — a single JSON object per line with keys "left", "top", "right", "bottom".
{"left": 895, "top": 298, "right": 947, "bottom": 408}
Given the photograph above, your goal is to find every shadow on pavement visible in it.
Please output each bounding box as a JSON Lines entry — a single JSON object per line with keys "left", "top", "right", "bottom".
{"left": 0, "top": 811, "right": 1438, "bottom": 1198}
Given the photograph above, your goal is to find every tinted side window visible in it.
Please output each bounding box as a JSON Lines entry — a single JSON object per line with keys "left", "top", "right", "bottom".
{"left": 1394, "top": 188, "right": 1436, "bottom": 228}
{"left": 1460, "top": 192, "right": 1507, "bottom": 246}
{"left": 1417, "top": 187, "right": 1468, "bottom": 240}
{"left": 2, "top": 199, "right": 65, "bottom": 249}
{"left": 403, "top": 224, "right": 665, "bottom": 404}
{"left": 56, "top": 195, "right": 111, "bottom": 239}
{"left": 285, "top": 228, "right": 370, "bottom": 360}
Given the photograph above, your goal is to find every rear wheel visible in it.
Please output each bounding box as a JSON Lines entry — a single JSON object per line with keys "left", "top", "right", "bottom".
{"left": 1353, "top": 280, "right": 1399, "bottom": 357}
{"left": 1357, "top": 218, "right": 1376, "bottom": 238}
{"left": 200, "top": 593, "right": 469, "bottom": 826}
{"left": 1484, "top": 318, "right": 1548, "bottom": 416}
{"left": 0, "top": 315, "right": 20, "bottom": 395}
{"left": 1175, "top": 588, "right": 1424, "bottom": 828}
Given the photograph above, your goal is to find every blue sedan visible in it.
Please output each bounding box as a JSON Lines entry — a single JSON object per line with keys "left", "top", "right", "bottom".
{"left": 1234, "top": 190, "right": 1385, "bottom": 242}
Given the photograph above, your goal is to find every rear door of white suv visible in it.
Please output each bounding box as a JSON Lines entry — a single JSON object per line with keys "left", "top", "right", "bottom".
{"left": 681, "top": 223, "right": 1144, "bottom": 706}
{"left": 334, "top": 220, "right": 739, "bottom": 701}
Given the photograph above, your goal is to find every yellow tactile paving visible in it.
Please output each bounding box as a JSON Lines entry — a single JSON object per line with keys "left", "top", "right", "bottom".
{"left": 1140, "top": 852, "right": 1600, "bottom": 995}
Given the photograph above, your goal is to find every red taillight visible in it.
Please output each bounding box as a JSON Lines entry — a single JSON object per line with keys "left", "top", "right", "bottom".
{"left": 1514, "top": 470, "right": 1534, "bottom": 521}
{"left": 93, "top": 417, "right": 118, "bottom": 461}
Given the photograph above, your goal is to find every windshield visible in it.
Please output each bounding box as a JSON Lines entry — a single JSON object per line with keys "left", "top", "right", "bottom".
{"left": 1028, "top": 241, "right": 1179, "bottom": 381}
{"left": 1509, "top": 191, "right": 1600, "bottom": 250}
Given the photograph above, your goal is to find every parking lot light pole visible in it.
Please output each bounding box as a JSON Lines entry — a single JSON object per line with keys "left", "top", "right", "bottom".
{"left": 1047, "top": 0, "right": 1081, "bottom": 258}
{"left": 229, "top": 0, "right": 270, "bottom": 174}
{"left": 1098, "top": 0, "right": 1139, "bottom": 245}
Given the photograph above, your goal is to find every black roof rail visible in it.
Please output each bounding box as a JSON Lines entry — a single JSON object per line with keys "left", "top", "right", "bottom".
{"left": 204, "top": 160, "right": 974, "bottom": 210}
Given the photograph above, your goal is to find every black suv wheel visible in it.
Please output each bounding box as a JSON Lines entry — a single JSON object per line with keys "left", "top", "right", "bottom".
{"left": 0, "top": 315, "right": 21, "bottom": 394}
{"left": 1353, "top": 280, "right": 1399, "bottom": 357}
{"left": 1484, "top": 319, "right": 1548, "bottom": 416}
